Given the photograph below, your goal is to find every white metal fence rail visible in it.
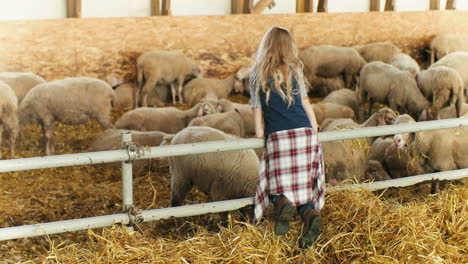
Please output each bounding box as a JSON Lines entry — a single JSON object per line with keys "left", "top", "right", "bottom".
{"left": 1, "top": 118, "right": 468, "bottom": 240}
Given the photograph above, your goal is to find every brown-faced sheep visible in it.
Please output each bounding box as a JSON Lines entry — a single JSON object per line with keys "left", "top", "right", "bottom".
{"left": 300, "top": 45, "right": 366, "bottom": 88}
{"left": 114, "top": 102, "right": 216, "bottom": 133}
{"left": 18, "top": 77, "right": 116, "bottom": 155}
{"left": 322, "top": 88, "right": 360, "bottom": 116}
{"left": 417, "top": 66, "right": 465, "bottom": 118}
{"left": 167, "top": 126, "right": 259, "bottom": 207}
{"left": 89, "top": 129, "right": 171, "bottom": 173}
{"left": 188, "top": 109, "right": 245, "bottom": 137}
{"left": 182, "top": 72, "right": 244, "bottom": 106}
{"left": 353, "top": 42, "right": 401, "bottom": 63}
{"left": 390, "top": 54, "right": 420, "bottom": 77}
{"left": 136, "top": 50, "right": 201, "bottom": 106}
{"left": 0, "top": 72, "right": 46, "bottom": 102}
{"left": 0, "top": 81, "right": 19, "bottom": 158}
{"left": 430, "top": 34, "right": 468, "bottom": 64}
{"left": 359, "top": 61, "right": 430, "bottom": 119}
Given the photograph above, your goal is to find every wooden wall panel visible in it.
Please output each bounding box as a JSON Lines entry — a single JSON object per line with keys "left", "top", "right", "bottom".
{"left": 1, "top": 11, "right": 468, "bottom": 81}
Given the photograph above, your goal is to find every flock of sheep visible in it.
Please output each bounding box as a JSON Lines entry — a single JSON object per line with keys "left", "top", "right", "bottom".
{"left": 0, "top": 33, "right": 467, "bottom": 207}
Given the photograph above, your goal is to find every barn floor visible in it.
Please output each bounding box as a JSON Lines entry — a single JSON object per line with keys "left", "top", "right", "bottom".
{"left": 0, "top": 96, "right": 467, "bottom": 263}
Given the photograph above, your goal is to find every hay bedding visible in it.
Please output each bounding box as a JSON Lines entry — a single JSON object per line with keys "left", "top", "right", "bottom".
{"left": 0, "top": 100, "right": 467, "bottom": 263}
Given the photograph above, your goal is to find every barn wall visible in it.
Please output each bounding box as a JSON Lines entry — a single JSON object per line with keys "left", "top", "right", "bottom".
{"left": 1, "top": 0, "right": 468, "bottom": 20}
{"left": 0, "top": 11, "right": 467, "bottom": 81}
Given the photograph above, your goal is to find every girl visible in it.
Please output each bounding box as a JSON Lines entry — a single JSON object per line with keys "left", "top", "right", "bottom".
{"left": 249, "top": 26, "right": 325, "bottom": 249}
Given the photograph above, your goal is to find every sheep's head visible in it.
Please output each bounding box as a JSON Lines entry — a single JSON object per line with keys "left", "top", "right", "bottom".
{"left": 393, "top": 132, "right": 414, "bottom": 149}
{"left": 365, "top": 160, "right": 391, "bottom": 181}
{"left": 18, "top": 106, "right": 39, "bottom": 128}
{"left": 196, "top": 103, "right": 216, "bottom": 117}
{"left": 188, "top": 59, "right": 203, "bottom": 78}
{"left": 377, "top": 107, "right": 397, "bottom": 125}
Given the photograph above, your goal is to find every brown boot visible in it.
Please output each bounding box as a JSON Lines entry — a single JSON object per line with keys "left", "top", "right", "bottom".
{"left": 273, "top": 195, "right": 295, "bottom": 236}
{"left": 299, "top": 207, "right": 322, "bottom": 249}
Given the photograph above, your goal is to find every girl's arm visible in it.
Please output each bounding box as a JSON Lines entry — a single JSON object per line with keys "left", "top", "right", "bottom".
{"left": 253, "top": 108, "right": 264, "bottom": 138}
{"left": 302, "top": 96, "right": 319, "bottom": 130}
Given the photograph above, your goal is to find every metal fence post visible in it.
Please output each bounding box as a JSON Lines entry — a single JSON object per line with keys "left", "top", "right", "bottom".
{"left": 121, "top": 132, "right": 135, "bottom": 231}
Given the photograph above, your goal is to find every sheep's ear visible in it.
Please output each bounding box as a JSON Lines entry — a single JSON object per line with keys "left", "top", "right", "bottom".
{"left": 197, "top": 105, "right": 205, "bottom": 116}
{"left": 378, "top": 113, "right": 386, "bottom": 126}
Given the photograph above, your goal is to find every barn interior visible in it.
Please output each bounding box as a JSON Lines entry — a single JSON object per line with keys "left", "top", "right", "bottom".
{"left": 0, "top": 0, "right": 467, "bottom": 263}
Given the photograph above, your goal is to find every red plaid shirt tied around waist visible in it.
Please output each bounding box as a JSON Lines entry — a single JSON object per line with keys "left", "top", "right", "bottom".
{"left": 254, "top": 127, "right": 325, "bottom": 222}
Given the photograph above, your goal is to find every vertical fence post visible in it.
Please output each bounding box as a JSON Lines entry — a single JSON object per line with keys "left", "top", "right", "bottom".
{"left": 121, "top": 132, "right": 134, "bottom": 231}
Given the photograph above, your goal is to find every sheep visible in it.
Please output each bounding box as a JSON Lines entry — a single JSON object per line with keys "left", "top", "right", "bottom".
{"left": 300, "top": 45, "right": 366, "bottom": 88}
{"left": 365, "top": 160, "right": 392, "bottom": 181}
{"left": 430, "top": 34, "right": 468, "bottom": 64}
{"left": 353, "top": 42, "right": 401, "bottom": 63}
{"left": 215, "top": 98, "right": 255, "bottom": 135}
{"left": 18, "top": 77, "right": 116, "bottom": 155}
{"left": 188, "top": 109, "right": 245, "bottom": 137}
{"left": 390, "top": 54, "right": 420, "bottom": 77}
{"left": 0, "top": 81, "right": 19, "bottom": 158}
{"left": 321, "top": 107, "right": 396, "bottom": 131}
{"left": 419, "top": 103, "right": 468, "bottom": 121}
{"left": 136, "top": 50, "right": 201, "bottom": 107}
{"left": 417, "top": 66, "right": 465, "bottom": 118}
{"left": 112, "top": 82, "right": 170, "bottom": 109}
{"left": 89, "top": 129, "right": 171, "bottom": 173}
{"left": 322, "top": 88, "right": 360, "bottom": 116}
{"left": 394, "top": 124, "right": 468, "bottom": 174}
{"left": 182, "top": 72, "right": 244, "bottom": 106}
{"left": 114, "top": 102, "right": 216, "bottom": 133}
{"left": 368, "top": 119, "right": 424, "bottom": 179}
{"left": 320, "top": 108, "right": 396, "bottom": 184}
{"left": 307, "top": 75, "right": 345, "bottom": 97}
{"left": 359, "top": 61, "right": 430, "bottom": 119}
{"left": 0, "top": 72, "right": 46, "bottom": 102}
{"left": 432, "top": 52, "right": 468, "bottom": 87}
{"left": 312, "top": 102, "right": 355, "bottom": 128}
{"left": 167, "top": 126, "right": 259, "bottom": 207}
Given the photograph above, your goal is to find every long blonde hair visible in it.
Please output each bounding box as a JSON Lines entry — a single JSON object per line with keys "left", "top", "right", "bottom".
{"left": 250, "top": 26, "right": 304, "bottom": 106}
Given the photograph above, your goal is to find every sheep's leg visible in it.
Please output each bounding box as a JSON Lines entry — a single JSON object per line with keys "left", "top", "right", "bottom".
{"left": 367, "top": 98, "right": 374, "bottom": 118}
{"left": 141, "top": 78, "right": 157, "bottom": 107}
{"left": 430, "top": 180, "right": 440, "bottom": 195}
{"left": 170, "top": 176, "right": 192, "bottom": 207}
{"left": 170, "top": 82, "right": 177, "bottom": 105}
{"left": 344, "top": 72, "right": 353, "bottom": 89}
{"left": 0, "top": 126, "right": 3, "bottom": 159}
{"left": 97, "top": 112, "right": 114, "bottom": 130}
{"left": 177, "top": 76, "right": 184, "bottom": 104}
{"left": 43, "top": 120, "right": 55, "bottom": 156}
{"left": 7, "top": 128, "right": 17, "bottom": 158}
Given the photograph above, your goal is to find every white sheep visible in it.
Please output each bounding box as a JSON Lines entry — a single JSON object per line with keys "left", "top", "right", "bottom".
{"left": 136, "top": 50, "right": 201, "bottom": 106}
{"left": 0, "top": 72, "right": 46, "bottom": 102}
{"left": 215, "top": 98, "right": 255, "bottom": 135}
{"left": 188, "top": 109, "right": 245, "bottom": 137}
{"left": 114, "top": 102, "right": 216, "bottom": 133}
{"left": 430, "top": 34, "right": 468, "bottom": 64}
{"left": 0, "top": 81, "right": 19, "bottom": 158}
{"left": 353, "top": 42, "right": 401, "bottom": 63}
{"left": 322, "top": 88, "right": 360, "bottom": 117}
{"left": 359, "top": 61, "right": 430, "bottom": 119}
{"left": 167, "top": 126, "right": 259, "bottom": 207}
{"left": 312, "top": 102, "right": 356, "bottom": 128}
{"left": 18, "top": 77, "right": 117, "bottom": 155}
{"left": 89, "top": 128, "right": 171, "bottom": 173}
{"left": 182, "top": 71, "right": 244, "bottom": 106}
{"left": 390, "top": 53, "right": 420, "bottom": 77}
{"left": 417, "top": 66, "right": 465, "bottom": 118}
{"left": 300, "top": 45, "right": 366, "bottom": 88}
